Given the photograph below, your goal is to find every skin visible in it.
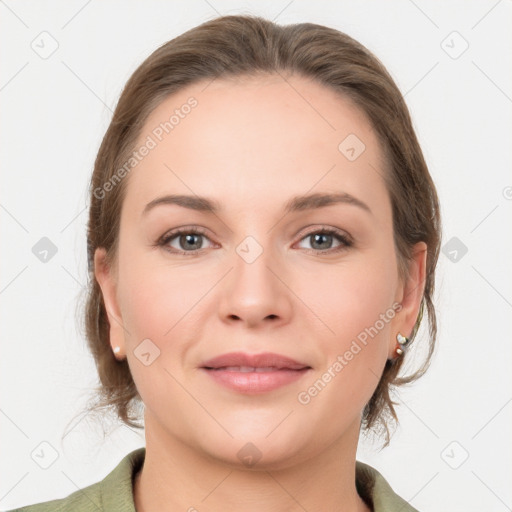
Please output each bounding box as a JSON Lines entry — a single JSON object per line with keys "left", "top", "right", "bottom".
{"left": 95, "top": 72, "right": 426, "bottom": 512}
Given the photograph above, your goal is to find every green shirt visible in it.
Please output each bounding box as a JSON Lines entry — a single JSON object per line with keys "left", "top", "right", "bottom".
{"left": 7, "top": 448, "right": 419, "bottom": 511}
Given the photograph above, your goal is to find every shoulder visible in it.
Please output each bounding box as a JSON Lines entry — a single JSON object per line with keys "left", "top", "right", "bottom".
{"left": 5, "top": 482, "right": 102, "bottom": 512}
{"left": 355, "top": 460, "right": 420, "bottom": 512}
{"left": 4, "top": 448, "right": 145, "bottom": 512}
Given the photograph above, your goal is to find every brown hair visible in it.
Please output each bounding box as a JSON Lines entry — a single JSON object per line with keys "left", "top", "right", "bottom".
{"left": 70, "top": 14, "right": 441, "bottom": 447}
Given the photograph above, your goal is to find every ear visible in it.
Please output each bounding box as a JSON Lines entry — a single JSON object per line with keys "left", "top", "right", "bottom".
{"left": 94, "top": 247, "right": 127, "bottom": 359}
{"left": 389, "top": 241, "right": 428, "bottom": 359}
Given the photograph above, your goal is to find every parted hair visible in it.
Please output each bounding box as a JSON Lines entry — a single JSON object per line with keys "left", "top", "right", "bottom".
{"left": 70, "top": 14, "right": 441, "bottom": 447}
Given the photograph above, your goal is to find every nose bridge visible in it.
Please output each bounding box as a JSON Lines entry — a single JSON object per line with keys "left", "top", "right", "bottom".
{"left": 219, "top": 230, "right": 291, "bottom": 324}
{"left": 233, "top": 231, "right": 280, "bottom": 295}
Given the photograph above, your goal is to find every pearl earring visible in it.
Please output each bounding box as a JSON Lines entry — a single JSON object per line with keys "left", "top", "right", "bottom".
{"left": 395, "top": 333, "right": 410, "bottom": 356}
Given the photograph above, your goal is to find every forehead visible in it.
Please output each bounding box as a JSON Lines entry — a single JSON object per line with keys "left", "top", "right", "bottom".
{"left": 121, "top": 73, "right": 390, "bottom": 222}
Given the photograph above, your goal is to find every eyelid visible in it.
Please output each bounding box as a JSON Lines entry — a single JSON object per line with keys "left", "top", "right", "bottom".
{"left": 157, "top": 224, "right": 353, "bottom": 255}
{"left": 157, "top": 225, "right": 215, "bottom": 252}
{"left": 297, "top": 224, "right": 353, "bottom": 244}
{"left": 293, "top": 225, "right": 352, "bottom": 254}
{"left": 158, "top": 225, "right": 210, "bottom": 242}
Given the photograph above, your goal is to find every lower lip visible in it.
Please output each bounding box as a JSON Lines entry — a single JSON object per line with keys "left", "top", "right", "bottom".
{"left": 201, "top": 368, "right": 311, "bottom": 393}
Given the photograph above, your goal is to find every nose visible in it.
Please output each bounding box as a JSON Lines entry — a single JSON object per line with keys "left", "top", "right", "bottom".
{"left": 217, "top": 238, "right": 293, "bottom": 329}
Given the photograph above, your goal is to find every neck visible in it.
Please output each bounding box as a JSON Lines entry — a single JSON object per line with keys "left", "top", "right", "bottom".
{"left": 133, "top": 415, "right": 371, "bottom": 512}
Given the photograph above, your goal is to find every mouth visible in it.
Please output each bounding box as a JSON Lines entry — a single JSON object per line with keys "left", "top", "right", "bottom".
{"left": 206, "top": 366, "right": 306, "bottom": 372}
{"left": 200, "top": 352, "right": 312, "bottom": 393}
{"left": 201, "top": 351, "right": 310, "bottom": 370}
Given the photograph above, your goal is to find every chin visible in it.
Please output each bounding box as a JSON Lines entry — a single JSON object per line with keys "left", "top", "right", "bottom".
{"left": 196, "top": 430, "right": 313, "bottom": 472}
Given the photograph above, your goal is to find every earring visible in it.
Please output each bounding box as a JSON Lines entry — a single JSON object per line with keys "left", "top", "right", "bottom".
{"left": 395, "top": 333, "right": 410, "bottom": 356}
{"left": 113, "top": 346, "right": 121, "bottom": 356}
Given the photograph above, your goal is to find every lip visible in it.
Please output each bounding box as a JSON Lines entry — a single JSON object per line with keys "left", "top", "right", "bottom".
{"left": 201, "top": 351, "right": 310, "bottom": 370}
{"left": 200, "top": 352, "right": 312, "bottom": 394}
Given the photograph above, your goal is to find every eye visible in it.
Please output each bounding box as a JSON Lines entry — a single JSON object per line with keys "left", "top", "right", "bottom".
{"left": 156, "top": 225, "right": 353, "bottom": 256}
{"left": 158, "top": 227, "right": 215, "bottom": 255}
{"left": 295, "top": 227, "right": 353, "bottom": 254}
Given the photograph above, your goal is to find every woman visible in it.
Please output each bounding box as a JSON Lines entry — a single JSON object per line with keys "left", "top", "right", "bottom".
{"left": 11, "top": 13, "right": 440, "bottom": 512}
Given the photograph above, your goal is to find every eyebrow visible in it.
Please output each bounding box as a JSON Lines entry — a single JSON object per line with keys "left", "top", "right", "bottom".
{"left": 142, "top": 192, "right": 372, "bottom": 217}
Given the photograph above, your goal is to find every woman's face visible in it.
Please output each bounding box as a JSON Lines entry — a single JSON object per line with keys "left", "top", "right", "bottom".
{"left": 95, "top": 73, "right": 426, "bottom": 469}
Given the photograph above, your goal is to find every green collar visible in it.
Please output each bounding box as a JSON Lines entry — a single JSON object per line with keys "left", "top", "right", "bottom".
{"left": 13, "top": 447, "right": 419, "bottom": 511}
{"left": 102, "top": 447, "right": 419, "bottom": 512}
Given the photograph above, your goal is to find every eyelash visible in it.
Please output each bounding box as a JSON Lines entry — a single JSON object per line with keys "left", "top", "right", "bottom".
{"left": 156, "top": 225, "right": 353, "bottom": 256}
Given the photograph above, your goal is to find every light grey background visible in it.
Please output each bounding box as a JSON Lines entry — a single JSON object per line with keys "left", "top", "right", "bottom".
{"left": 1, "top": 1, "right": 511, "bottom": 511}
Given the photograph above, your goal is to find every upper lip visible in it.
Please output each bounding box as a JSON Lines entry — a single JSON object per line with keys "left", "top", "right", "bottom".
{"left": 201, "top": 352, "right": 310, "bottom": 370}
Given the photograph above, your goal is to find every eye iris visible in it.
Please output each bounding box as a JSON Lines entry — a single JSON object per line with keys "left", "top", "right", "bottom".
{"left": 311, "top": 233, "right": 332, "bottom": 250}
{"left": 181, "top": 233, "right": 202, "bottom": 250}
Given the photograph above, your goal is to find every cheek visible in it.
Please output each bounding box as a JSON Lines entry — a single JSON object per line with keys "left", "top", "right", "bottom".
{"left": 116, "top": 252, "right": 215, "bottom": 381}
{"left": 302, "top": 256, "right": 395, "bottom": 340}
{"left": 119, "top": 273, "right": 175, "bottom": 340}
{"left": 289, "top": 263, "right": 397, "bottom": 444}
{"left": 116, "top": 260, "right": 202, "bottom": 416}
{"left": 299, "top": 257, "right": 396, "bottom": 390}
{"left": 117, "top": 236, "right": 208, "bottom": 338}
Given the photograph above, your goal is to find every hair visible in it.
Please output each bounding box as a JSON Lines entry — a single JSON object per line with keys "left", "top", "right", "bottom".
{"left": 69, "top": 14, "right": 441, "bottom": 448}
